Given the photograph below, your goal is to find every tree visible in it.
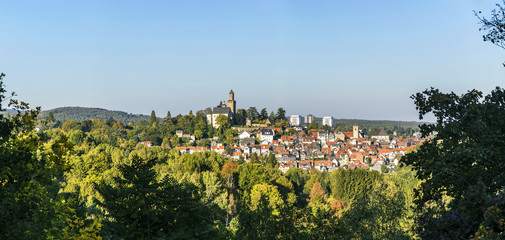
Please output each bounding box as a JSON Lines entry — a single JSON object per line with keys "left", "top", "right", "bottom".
{"left": 309, "top": 182, "right": 327, "bottom": 202}
{"left": 235, "top": 108, "right": 246, "bottom": 125}
{"left": 194, "top": 129, "right": 203, "bottom": 139}
{"left": 269, "top": 111, "right": 275, "bottom": 120}
{"left": 249, "top": 152, "right": 260, "bottom": 164}
{"left": 335, "top": 183, "right": 410, "bottom": 239}
{"left": 381, "top": 164, "right": 389, "bottom": 174}
{"left": 403, "top": 87, "right": 505, "bottom": 237}
{"left": 476, "top": 1, "right": 505, "bottom": 65}
{"left": 0, "top": 73, "right": 97, "bottom": 239}
{"left": 238, "top": 163, "right": 270, "bottom": 192}
{"left": 246, "top": 107, "right": 259, "bottom": 121}
{"left": 260, "top": 108, "right": 268, "bottom": 120}
{"left": 216, "top": 114, "right": 230, "bottom": 129}
{"left": 149, "top": 110, "right": 157, "bottom": 126}
{"left": 275, "top": 107, "right": 286, "bottom": 121}
{"left": 265, "top": 152, "right": 278, "bottom": 169}
{"left": 234, "top": 183, "right": 298, "bottom": 239}
{"left": 366, "top": 157, "right": 372, "bottom": 166}
{"left": 309, "top": 120, "right": 318, "bottom": 130}
{"left": 48, "top": 111, "right": 55, "bottom": 122}
{"left": 95, "top": 155, "right": 212, "bottom": 239}
{"left": 285, "top": 168, "right": 308, "bottom": 195}
{"left": 221, "top": 161, "right": 239, "bottom": 189}
{"left": 162, "top": 110, "right": 172, "bottom": 125}
{"left": 329, "top": 168, "right": 382, "bottom": 203}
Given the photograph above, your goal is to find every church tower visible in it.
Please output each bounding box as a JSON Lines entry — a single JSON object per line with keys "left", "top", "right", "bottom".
{"left": 353, "top": 125, "right": 359, "bottom": 139}
{"left": 227, "top": 89, "right": 236, "bottom": 114}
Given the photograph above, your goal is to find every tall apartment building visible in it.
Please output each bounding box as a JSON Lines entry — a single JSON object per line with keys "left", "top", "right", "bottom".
{"left": 322, "top": 116, "right": 333, "bottom": 127}
{"left": 289, "top": 115, "right": 304, "bottom": 126}
{"left": 304, "top": 114, "right": 315, "bottom": 125}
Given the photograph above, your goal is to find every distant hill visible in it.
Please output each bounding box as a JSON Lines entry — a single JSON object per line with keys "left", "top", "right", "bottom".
{"left": 333, "top": 119, "right": 426, "bottom": 129}
{"left": 39, "top": 107, "right": 152, "bottom": 124}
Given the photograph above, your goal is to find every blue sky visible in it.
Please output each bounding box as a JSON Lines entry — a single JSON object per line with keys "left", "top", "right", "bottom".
{"left": 1, "top": 0, "right": 504, "bottom": 121}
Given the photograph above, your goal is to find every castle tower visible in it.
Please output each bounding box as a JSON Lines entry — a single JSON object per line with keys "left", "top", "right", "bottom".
{"left": 353, "top": 125, "right": 359, "bottom": 139}
{"left": 227, "top": 89, "right": 236, "bottom": 114}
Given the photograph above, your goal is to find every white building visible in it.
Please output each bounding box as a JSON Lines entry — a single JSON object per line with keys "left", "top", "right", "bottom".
{"left": 259, "top": 128, "right": 275, "bottom": 143}
{"left": 239, "top": 131, "right": 252, "bottom": 139}
{"left": 322, "top": 116, "right": 333, "bottom": 127}
{"left": 206, "top": 106, "right": 232, "bottom": 128}
{"left": 289, "top": 115, "right": 304, "bottom": 126}
{"left": 305, "top": 114, "right": 315, "bottom": 125}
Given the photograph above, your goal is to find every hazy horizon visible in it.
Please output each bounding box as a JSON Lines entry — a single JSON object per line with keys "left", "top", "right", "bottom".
{"left": 2, "top": 1, "right": 504, "bottom": 122}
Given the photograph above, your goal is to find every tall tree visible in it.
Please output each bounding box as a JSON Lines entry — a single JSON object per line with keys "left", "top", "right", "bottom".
{"left": 276, "top": 107, "right": 286, "bottom": 121}
{"left": 260, "top": 108, "right": 268, "bottom": 121}
{"left": 246, "top": 107, "right": 259, "bottom": 121}
{"left": 149, "top": 110, "right": 157, "bottom": 126}
{"left": 235, "top": 108, "right": 246, "bottom": 125}
{"left": 269, "top": 111, "right": 275, "bottom": 120}
{"left": 48, "top": 111, "right": 55, "bottom": 122}
{"left": 162, "top": 110, "right": 172, "bottom": 125}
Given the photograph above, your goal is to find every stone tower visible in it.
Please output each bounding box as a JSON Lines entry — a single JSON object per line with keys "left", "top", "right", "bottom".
{"left": 353, "top": 125, "right": 359, "bottom": 139}
{"left": 227, "top": 90, "right": 236, "bottom": 114}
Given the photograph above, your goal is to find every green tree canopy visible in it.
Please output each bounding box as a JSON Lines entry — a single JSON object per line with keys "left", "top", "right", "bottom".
{"left": 216, "top": 114, "right": 230, "bottom": 129}
{"left": 404, "top": 87, "right": 505, "bottom": 238}
{"left": 275, "top": 107, "right": 286, "bottom": 121}
{"left": 149, "top": 110, "right": 157, "bottom": 126}
{"left": 405, "top": 87, "right": 505, "bottom": 205}
{"left": 238, "top": 163, "right": 270, "bottom": 192}
{"left": 95, "top": 155, "right": 212, "bottom": 239}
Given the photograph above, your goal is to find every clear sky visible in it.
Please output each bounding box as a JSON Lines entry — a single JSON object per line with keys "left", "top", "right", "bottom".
{"left": 1, "top": 0, "right": 504, "bottom": 121}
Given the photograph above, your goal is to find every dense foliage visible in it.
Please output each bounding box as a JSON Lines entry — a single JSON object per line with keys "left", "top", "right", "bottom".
{"left": 404, "top": 87, "right": 505, "bottom": 238}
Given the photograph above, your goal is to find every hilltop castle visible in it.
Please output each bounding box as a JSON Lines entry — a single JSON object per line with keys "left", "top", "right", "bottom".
{"left": 206, "top": 90, "right": 236, "bottom": 128}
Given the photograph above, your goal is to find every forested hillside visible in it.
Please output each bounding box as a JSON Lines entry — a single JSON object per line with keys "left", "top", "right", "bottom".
{"left": 39, "top": 107, "right": 152, "bottom": 124}
{"left": 38, "top": 106, "right": 426, "bottom": 129}
{"left": 333, "top": 119, "right": 425, "bottom": 129}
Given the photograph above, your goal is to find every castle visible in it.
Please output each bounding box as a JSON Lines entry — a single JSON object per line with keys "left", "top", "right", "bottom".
{"left": 206, "top": 90, "right": 236, "bottom": 128}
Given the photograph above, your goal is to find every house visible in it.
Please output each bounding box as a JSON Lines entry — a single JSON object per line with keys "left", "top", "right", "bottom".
{"left": 314, "top": 160, "right": 334, "bottom": 172}
{"left": 239, "top": 131, "right": 252, "bottom": 139}
{"left": 138, "top": 141, "right": 152, "bottom": 147}
{"left": 175, "top": 130, "right": 184, "bottom": 137}
{"left": 279, "top": 163, "right": 292, "bottom": 173}
{"left": 372, "top": 129, "right": 390, "bottom": 142}
{"left": 259, "top": 128, "right": 275, "bottom": 143}
{"left": 240, "top": 138, "right": 255, "bottom": 147}
{"left": 243, "top": 146, "right": 251, "bottom": 155}
{"left": 281, "top": 135, "right": 295, "bottom": 144}
{"left": 334, "top": 132, "right": 346, "bottom": 141}
{"left": 260, "top": 144, "right": 271, "bottom": 155}
{"left": 318, "top": 130, "right": 336, "bottom": 143}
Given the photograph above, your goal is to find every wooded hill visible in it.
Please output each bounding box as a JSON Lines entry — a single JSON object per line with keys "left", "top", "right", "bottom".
{"left": 39, "top": 107, "right": 152, "bottom": 124}
{"left": 332, "top": 119, "right": 426, "bottom": 129}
